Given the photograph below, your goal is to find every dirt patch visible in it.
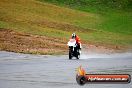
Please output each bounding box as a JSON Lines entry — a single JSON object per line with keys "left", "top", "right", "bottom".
{"left": 31, "top": 20, "right": 93, "bottom": 32}
{"left": 82, "top": 44, "right": 116, "bottom": 54}
{"left": 0, "top": 28, "right": 126, "bottom": 55}
{"left": 82, "top": 41, "right": 129, "bottom": 54}
{"left": 0, "top": 28, "right": 68, "bottom": 54}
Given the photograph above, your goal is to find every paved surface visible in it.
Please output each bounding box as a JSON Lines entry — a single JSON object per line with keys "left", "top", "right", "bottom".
{"left": 0, "top": 51, "right": 132, "bottom": 88}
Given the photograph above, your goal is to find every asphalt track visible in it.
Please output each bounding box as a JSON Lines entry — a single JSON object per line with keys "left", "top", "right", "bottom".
{"left": 0, "top": 51, "right": 132, "bottom": 88}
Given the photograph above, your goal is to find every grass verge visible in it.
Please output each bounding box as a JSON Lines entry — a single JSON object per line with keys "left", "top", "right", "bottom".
{"left": 0, "top": 0, "right": 132, "bottom": 54}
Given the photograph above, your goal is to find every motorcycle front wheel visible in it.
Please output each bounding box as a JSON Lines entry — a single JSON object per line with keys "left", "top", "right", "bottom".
{"left": 76, "top": 55, "right": 80, "bottom": 59}
{"left": 76, "top": 50, "right": 80, "bottom": 59}
{"left": 69, "top": 51, "right": 72, "bottom": 59}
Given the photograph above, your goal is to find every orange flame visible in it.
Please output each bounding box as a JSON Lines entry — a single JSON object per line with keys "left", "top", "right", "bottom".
{"left": 77, "top": 66, "right": 86, "bottom": 76}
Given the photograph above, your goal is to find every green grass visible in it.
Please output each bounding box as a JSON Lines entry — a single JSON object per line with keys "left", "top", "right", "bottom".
{"left": 41, "top": 0, "right": 132, "bottom": 35}
{"left": 38, "top": 0, "right": 132, "bottom": 48}
{"left": 96, "top": 11, "right": 132, "bottom": 35}
{"left": 0, "top": 0, "right": 100, "bottom": 36}
{"left": 0, "top": 0, "right": 132, "bottom": 50}
{"left": 41, "top": 0, "right": 132, "bottom": 12}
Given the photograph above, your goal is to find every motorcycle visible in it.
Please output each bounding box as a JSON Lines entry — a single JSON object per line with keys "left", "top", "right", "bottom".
{"left": 67, "top": 39, "right": 80, "bottom": 59}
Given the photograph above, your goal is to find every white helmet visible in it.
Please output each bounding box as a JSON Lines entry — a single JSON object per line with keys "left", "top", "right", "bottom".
{"left": 72, "top": 33, "right": 76, "bottom": 39}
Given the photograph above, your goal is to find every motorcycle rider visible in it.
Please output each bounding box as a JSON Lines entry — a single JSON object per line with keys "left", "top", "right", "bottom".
{"left": 71, "top": 33, "right": 82, "bottom": 53}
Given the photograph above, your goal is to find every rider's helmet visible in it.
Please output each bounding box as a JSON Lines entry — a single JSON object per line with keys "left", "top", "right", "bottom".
{"left": 72, "top": 33, "right": 76, "bottom": 39}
